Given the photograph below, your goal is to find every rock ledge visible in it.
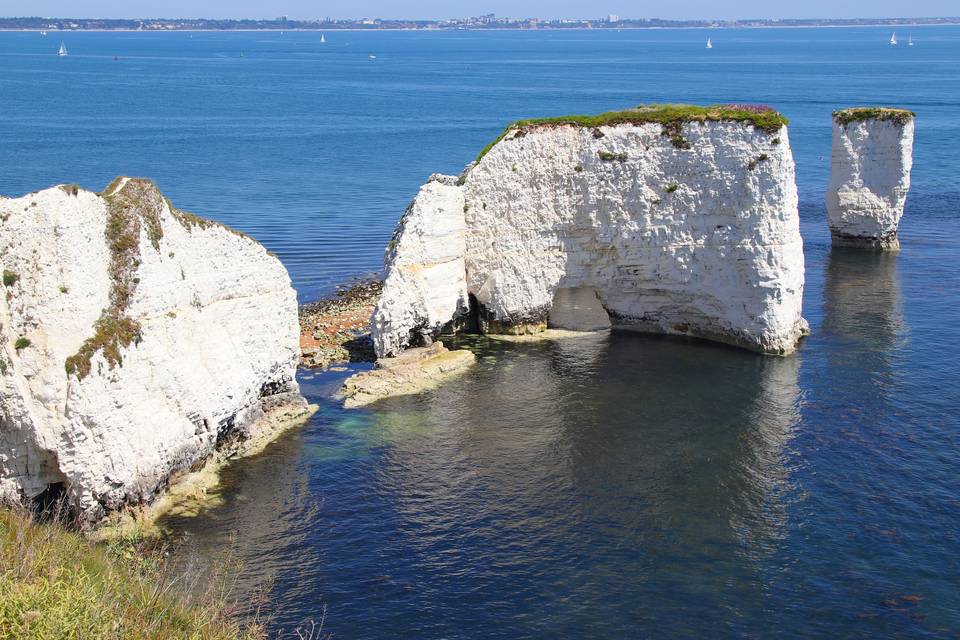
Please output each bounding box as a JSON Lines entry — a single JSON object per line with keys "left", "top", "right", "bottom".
{"left": 341, "top": 342, "right": 475, "bottom": 408}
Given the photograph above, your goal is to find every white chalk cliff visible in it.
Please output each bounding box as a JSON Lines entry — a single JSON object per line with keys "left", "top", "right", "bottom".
{"left": 373, "top": 106, "right": 808, "bottom": 357}
{"left": 0, "top": 178, "right": 309, "bottom": 523}
{"left": 372, "top": 175, "right": 469, "bottom": 358}
{"left": 827, "top": 108, "right": 915, "bottom": 250}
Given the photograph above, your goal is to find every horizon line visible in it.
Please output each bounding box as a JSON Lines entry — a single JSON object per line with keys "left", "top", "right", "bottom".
{"left": 4, "top": 14, "right": 960, "bottom": 22}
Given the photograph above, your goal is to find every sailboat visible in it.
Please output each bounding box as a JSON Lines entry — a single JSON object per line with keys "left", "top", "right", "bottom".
{"left": 889, "top": 32, "right": 898, "bottom": 45}
{"left": 908, "top": 34, "right": 914, "bottom": 46}
{"left": 57, "top": 42, "right": 67, "bottom": 57}
{"left": 706, "top": 37, "right": 713, "bottom": 49}
{"left": 321, "top": 34, "right": 326, "bottom": 44}
{"left": 40, "top": 30, "right": 47, "bottom": 36}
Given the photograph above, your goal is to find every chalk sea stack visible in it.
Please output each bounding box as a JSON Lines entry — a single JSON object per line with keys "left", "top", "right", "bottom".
{"left": 828, "top": 107, "right": 915, "bottom": 250}
{"left": 0, "top": 178, "right": 310, "bottom": 524}
{"left": 372, "top": 104, "right": 808, "bottom": 359}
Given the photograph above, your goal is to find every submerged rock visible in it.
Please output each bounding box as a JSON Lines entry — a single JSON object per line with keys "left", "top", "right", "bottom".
{"left": 0, "top": 178, "right": 311, "bottom": 524}
{"left": 373, "top": 104, "right": 808, "bottom": 357}
{"left": 340, "top": 342, "right": 475, "bottom": 408}
{"left": 828, "top": 107, "right": 915, "bottom": 250}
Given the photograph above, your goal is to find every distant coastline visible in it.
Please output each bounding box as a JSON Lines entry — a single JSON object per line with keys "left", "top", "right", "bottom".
{"left": 1, "top": 16, "right": 958, "bottom": 32}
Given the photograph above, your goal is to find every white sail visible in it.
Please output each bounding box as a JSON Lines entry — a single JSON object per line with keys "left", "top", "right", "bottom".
{"left": 908, "top": 34, "right": 914, "bottom": 46}
{"left": 57, "top": 42, "right": 67, "bottom": 56}
{"left": 321, "top": 34, "right": 326, "bottom": 43}
{"left": 890, "top": 32, "right": 898, "bottom": 45}
{"left": 706, "top": 37, "right": 712, "bottom": 49}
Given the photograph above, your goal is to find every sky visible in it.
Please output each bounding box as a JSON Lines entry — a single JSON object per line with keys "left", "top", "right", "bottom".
{"left": 3, "top": 1, "right": 958, "bottom": 20}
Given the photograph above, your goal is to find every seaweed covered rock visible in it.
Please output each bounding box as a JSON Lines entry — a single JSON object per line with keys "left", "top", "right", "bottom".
{"left": 0, "top": 178, "right": 309, "bottom": 524}
{"left": 372, "top": 105, "right": 808, "bottom": 357}
{"left": 828, "top": 107, "right": 915, "bottom": 250}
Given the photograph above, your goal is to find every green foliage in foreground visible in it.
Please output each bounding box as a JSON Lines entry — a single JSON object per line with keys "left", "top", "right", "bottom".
{"left": 0, "top": 507, "right": 266, "bottom": 640}
{"left": 475, "top": 104, "right": 790, "bottom": 162}
{"left": 833, "top": 107, "right": 915, "bottom": 126}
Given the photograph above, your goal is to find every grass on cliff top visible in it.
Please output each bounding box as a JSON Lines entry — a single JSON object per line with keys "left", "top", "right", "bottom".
{"left": 833, "top": 107, "right": 915, "bottom": 126}
{"left": 0, "top": 506, "right": 267, "bottom": 640}
{"left": 474, "top": 103, "right": 789, "bottom": 162}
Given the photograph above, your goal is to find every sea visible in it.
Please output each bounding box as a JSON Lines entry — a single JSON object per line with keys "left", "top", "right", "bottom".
{"left": 1, "top": 26, "right": 958, "bottom": 638}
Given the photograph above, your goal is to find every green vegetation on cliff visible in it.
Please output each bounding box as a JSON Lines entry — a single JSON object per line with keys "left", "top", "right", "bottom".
{"left": 833, "top": 107, "right": 915, "bottom": 126}
{"left": 475, "top": 104, "right": 790, "bottom": 162}
{"left": 64, "top": 178, "right": 159, "bottom": 380}
{"left": 0, "top": 507, "right": 265, "bottom": 640}
{"left": 63, "top": 177, "right": 257, "bottom": 380}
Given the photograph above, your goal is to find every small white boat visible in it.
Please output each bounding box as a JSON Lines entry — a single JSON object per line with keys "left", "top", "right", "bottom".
{"left": 908, "top": 34, "right": 914, "bottom": 46}
{"left": 57, "top": 42, "right": 67, "bottom": 57}
{"left": 890, "top": 32, "right": 898, "bottom": 45}
{"left": 321, "top": 34, "right": 326, "bottom": 43}
{"left": 369, "top": 54, "right": 377, "bottom": 60}
{"left": 40, "top": 30, "right": 47, "bottom": 36}
{"left": 706, "top": 37, "right": 713, "bottom": 49}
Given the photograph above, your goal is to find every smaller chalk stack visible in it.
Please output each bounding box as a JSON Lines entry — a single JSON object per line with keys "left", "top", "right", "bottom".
{"left": 827, "top": 108, "right": 915, "bottom": 250}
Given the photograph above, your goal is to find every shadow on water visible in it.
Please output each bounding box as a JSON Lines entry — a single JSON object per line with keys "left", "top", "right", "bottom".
{"left": 822, "top": 247, "right": 904, "bottom": 377}
{"left": 372, "top": 334, "right": 804, "bottom": 636}
{"left": 160, "top": 329, "right": 809, "bottom": 637}
{"left": 783, "top": 247, "right": 957, "bottom": 635}
{"left": 157, "top": 249, "right": 960, "bottom": 638}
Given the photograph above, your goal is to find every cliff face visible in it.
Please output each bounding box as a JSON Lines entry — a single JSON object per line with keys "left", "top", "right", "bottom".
{"left": 371, "top": 176, "right": 468, "bottom": 358}
{"left": 0, "top": 178, "right": 308, "bottom": 523}
{"left": 372, "top": 106, "right": 808, "bottom": 357}
{"left": 827, "top": 108, "right": 915, "bottom": 250}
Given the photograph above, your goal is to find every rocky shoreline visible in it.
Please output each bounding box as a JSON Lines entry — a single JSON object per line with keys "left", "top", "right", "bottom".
{"left": 298, "top": 279, "right": 381, "bottom": 368}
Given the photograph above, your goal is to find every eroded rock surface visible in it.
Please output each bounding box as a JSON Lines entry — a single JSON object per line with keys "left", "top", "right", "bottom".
{"left": 828, "top": 108, "right": 915, "bottom": 250}
{"left": 340, "top": 342, "right": 475, "bottom": 408}
{"left": 0, "top": 178, "right": 310, "bottom": 523}
{"left": 372, "top": 105, "right": 808, "bottom": 357}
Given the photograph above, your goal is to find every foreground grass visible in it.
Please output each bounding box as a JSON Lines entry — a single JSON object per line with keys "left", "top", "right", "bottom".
{"left": 0, "top": 506, "right": 266, "bottom": 640}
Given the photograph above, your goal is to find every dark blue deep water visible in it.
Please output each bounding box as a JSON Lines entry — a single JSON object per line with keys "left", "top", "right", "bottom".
{"left": 2, "top": 27, "right": 959, "bottom": 638}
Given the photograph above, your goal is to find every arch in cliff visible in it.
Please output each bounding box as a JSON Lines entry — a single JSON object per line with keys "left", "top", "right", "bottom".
{"left": 372, "top": 105, "right": 808, "bottom": 358}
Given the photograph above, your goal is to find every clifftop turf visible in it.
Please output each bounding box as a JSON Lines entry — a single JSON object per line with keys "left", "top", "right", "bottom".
{"left": 833, "top": 107, "right": 915, "bottom": 126}
{"left": 475, "top": 104, "right": 789, "bottom": 162}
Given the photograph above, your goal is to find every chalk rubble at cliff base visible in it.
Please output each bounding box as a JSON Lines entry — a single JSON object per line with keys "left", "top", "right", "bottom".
{"left": 368, "top": 105, "right": 810, "bottom": 374}
{"left": 828, "top": 107, "right": 915, "bottom": 251}
{"left": 0, "top": 178, "right": 312, "bottom": 525}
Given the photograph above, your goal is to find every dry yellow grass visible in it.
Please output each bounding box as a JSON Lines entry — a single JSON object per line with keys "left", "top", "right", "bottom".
{"left": 0, "top": 506, "right": 266, "bottom": 640}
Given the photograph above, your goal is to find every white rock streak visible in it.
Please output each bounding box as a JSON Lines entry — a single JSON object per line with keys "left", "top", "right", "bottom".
{"left": 828, "top": 110, "right": 915, "bottom": 250}
{"left": 373, "top": 118, "right": 808, "bottom": 357}
{"left": 0, "top": 179, "right": 308, "bottom": 522}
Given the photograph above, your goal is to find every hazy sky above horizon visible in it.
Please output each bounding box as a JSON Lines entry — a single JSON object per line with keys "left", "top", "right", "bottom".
{"left": 4, "top": 1, "right": 957, "bottom": 20}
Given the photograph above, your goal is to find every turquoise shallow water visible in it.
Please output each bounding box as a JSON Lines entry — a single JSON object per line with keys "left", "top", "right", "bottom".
{"left": 2, "top": 26, "right": 959, "bottom": 638}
